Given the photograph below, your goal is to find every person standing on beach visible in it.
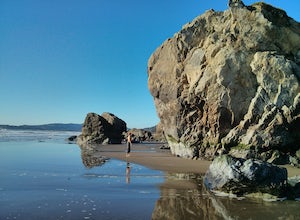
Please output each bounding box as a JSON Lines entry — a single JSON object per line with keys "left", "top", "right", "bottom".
{"left": 126, "top": 133, "right": 132, "bottom": 157}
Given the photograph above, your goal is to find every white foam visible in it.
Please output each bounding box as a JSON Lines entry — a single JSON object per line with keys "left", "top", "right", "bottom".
{"left": 0, "top": 129, "right": 80, "bottom": 142}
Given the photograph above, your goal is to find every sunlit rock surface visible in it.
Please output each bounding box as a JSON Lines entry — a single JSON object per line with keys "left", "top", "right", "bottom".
{"left": 148, "top": 1, "right": 300, "bottom": 159}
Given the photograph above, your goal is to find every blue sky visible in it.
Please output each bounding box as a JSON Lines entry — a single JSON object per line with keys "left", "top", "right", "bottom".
{"left": 0, "top": 0, "right": 299, "bottom": 128}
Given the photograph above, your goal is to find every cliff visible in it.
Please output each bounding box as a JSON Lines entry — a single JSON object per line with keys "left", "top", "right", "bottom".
{"left": 148, "top": 2, "right": 300, "bottom": 159}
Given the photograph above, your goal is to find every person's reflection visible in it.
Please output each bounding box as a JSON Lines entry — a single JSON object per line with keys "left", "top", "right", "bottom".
{"left": 126, "top": 162, "right": 131, "bottom": 184}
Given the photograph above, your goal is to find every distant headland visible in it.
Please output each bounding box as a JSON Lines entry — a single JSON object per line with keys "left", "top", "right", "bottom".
{"left": 0, "top": 123, "right": 82, "bottom": 132}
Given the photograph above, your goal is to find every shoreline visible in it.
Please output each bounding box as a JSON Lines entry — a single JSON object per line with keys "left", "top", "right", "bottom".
{"left": 87, "top": 143, "right": 300, "bottom": 177}
{"left": 91, "top": 143, "right": 211, "bottom": 174}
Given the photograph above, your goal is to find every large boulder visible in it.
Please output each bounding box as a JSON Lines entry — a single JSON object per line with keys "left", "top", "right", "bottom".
{"left": 204, "top": 155, "right": 288, "bottom": 199}
{"left": 147, "top": 1, "right": 300, "bottom": 159}
{"left": 101, "top": 112, "right": 127, "bottom": 142}
{"left": 77, "top": 112, "right": 127, "bottom": 145}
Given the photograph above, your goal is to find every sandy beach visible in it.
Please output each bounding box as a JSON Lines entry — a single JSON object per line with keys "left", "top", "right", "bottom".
{"left": 92, "top": 143, "right": 211, "bottom": 174}
{"left": 2, "top": 140, "right": 300, "bottom": 220}
{"left": 91, "top": 143, "right": 300, "bottom": 177}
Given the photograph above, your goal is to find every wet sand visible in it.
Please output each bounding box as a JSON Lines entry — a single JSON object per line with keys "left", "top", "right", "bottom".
{"left": 92, "top": 143, "right": 300, "bottom": 177}
{"left": 93, "top": 143, "right": 211, "bottom": 174}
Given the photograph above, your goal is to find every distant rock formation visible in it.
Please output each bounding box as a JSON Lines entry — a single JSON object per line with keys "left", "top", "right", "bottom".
{"left": 77, "top": 112, "right": 127, "bottom": 145}
{"left": 126, "top": 124, "right": 167, "bottom": 143}
{"left": 152, "top": 122, "right": 166, "bottom": 142}
{"left": 0, "top": 123, "right": 82, "bottom": 131}
{"left": 126, "top": 128, "right": 153, "bottom": 143}
{"left": 148, "top": 1, "right": 300, "bottom": 159}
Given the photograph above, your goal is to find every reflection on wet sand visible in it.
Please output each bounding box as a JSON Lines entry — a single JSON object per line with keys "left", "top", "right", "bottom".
{"left": 126, "top": 162, "right": 131, "bottom": 184}
{"left": 152, "top": 173, "right": 300, "bottom": 220}
{"left": 152, "top": 174, "right": 220, "bottom": 220}
{"left": 77, "top": 145, "right": 300, "bottom": 219}
{"left": 78, "top": 144, "right": 108, "bottom": 168}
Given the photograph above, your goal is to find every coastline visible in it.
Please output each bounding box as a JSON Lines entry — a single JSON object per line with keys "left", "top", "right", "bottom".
{"left": 91, "top": 143, "right": 211, "bottom": 174}
{"left": 87, "top": 143, "right": 300, "bottom": 177}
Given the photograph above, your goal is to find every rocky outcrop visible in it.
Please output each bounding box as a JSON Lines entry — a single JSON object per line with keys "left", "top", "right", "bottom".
{"left": 204, "top": 155, "right": 288, "bottom": 199}
{"left": 148, "top": 1, "right": 300, "bottom": 159}
{"left": 204, "top": 155, "right": 300, "bottom": 200}
{"left": 126, "top": 128, "right": 153, "bottom": 143}
{"left": 77, "top": 112, "right": 127, "bottom": 145}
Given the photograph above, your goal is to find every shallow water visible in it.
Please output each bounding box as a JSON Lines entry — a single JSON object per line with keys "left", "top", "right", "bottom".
{"left": 0, "top": 129, "right": 81, "bottom": 142}
{"left": 153, "top": 173, "right": 300, "bottom": 220}
{"left": 0, "top": 140, "right": 163, "bottom": 220}
{"left": 0, "top": 131, "right": 299, "bottom": 220}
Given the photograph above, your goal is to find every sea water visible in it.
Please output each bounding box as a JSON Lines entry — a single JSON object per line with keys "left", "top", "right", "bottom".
{"left": 0, "top": 130, "right": 163, "bottom": 220}
{"left": 0, "top": 130, "right": 299, "bottom": 220}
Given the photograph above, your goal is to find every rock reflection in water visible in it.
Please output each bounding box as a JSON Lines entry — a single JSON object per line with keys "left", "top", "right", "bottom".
{"left": 78, "top": 144, "right": 108, "bottom": 168}
{"left": 152, "top": 173, "right": 300, "bottom": 220}
{"left": 152, "top": 173, "right": 220, "bottom": 220}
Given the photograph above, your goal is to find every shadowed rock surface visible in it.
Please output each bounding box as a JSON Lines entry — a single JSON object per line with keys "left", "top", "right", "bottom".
{"left": 204, "top": 155, "right": 288, "bottom": 198}
{"left": 148, "top": 1, "right": 300, "bottom": 159}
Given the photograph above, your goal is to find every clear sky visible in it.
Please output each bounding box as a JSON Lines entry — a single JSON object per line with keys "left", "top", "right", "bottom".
{"left": 0, "top": 0, "right": 299, "bottom": 128}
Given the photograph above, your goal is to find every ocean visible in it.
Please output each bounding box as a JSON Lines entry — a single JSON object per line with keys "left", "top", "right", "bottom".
{"left": 0, "top": 129, "right": 299, "bottom": 220}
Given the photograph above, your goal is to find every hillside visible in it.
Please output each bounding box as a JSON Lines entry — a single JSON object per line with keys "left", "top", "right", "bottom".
{"left": 0, "top": 123, "right": 82, "bottom": 132}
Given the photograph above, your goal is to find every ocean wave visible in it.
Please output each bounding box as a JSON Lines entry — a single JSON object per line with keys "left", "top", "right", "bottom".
{"left": 0, "top": 129, "right": 81, "bottom": 143}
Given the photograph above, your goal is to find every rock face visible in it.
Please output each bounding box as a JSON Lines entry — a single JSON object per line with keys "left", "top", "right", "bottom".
{"left": 148, "top": 2, "right": 300, "bottom": 159}
{"left": 77, "top": 112, "right": 127, "bottom": 145}
{"left": 127, "top": 128, "right": 153, "bottom": 143}
{"left": 153, "top": 122, "right": 166, "bottom": 142}
{"left": 204, "top": 155, "right": 288, "bottom": 198}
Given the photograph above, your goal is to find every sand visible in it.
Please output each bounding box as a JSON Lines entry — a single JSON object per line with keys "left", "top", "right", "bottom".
{"left": 90, "top": 143, "right": 300, "bottom": 178}
{"left": 92, "top": 143, "right": 210, "bottom": 174}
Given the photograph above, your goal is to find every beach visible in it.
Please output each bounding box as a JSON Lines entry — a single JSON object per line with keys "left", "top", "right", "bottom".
{"left": 0, "top": 141, "right": 165, "bottom": 220}
{"left": 1, "top": 133, "right": 300, "bottom": 220}
{"left": 90, "top": 143, "right": 300, "bottom": 178}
